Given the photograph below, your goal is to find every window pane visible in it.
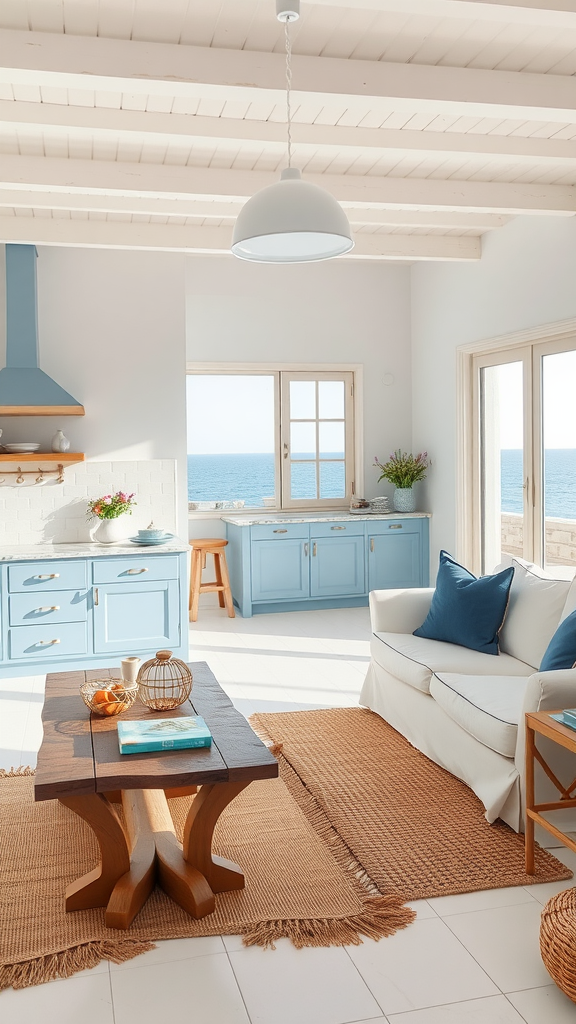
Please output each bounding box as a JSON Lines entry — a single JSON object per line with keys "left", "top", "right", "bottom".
{"left": 291, "top": 421, "right": 316, "bottom": 458}
{"left": 291, "top": 461, "right": 317, "bottom": 500}
{"left": 290, "top": 380, "right": 316, "bottom": 419}
{"left": 320, "top": 461, "right": 345, "bottom": 498}
{"left": 542, "top": 350, "right": 576, "bottom": 570}
{"left": 319, "top": 421, "right": 344, "bottom": 459}
{"left": 319, "top": 380, "right": 344, "bottom": 419}
{"left": 187, "top": 375, "right": 275, "bottom": 509}
{"left": 480, "top": 362, "right": 524, "bottom": 572}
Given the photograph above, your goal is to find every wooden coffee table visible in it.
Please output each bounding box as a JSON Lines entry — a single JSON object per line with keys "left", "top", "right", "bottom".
{"left": 525, "top": 710, "right": 576, "bottom": 873}
{"left": 35, "top": 662, "right": 278, "bottom": 929}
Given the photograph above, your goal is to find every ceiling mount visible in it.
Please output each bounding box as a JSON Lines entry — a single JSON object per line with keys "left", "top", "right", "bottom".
{"left": 276, "top": 0, "right": 300, "bottom": 23}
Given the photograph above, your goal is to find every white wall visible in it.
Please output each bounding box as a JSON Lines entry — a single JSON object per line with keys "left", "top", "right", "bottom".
{"left": 0, "top": 246, "right": 187, "bottom": 542}
{"left": 186, "top": 255, "right": 412, "bottom": 538}
{"left": 411, "top": 215, "right": 576, "bottom": 571}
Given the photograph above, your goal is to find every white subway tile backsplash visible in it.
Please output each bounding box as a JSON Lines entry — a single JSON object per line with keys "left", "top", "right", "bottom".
{"left": 0, "top": 460, "right": 177, "bottom": 546}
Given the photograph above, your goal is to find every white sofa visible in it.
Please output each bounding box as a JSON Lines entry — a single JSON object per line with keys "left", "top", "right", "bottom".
{"left": 360, "top": 557, "right": 576, "bottom": 831}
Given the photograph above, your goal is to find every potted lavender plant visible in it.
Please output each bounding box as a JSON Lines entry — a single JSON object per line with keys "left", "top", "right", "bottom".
{"left": 373, "top": 450, "right": 429, "bottom": 512}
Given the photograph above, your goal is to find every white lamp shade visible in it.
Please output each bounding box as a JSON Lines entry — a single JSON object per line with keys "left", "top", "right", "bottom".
{"left": 231, "top": 168, "right": 354, "bottom": 263}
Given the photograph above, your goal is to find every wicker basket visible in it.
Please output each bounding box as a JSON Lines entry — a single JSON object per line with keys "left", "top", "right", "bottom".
{"left": 540, "top": 887, "right": 576, "bottom": 1002}
{"left": 80, "top": 679, "right": 139, "bottom": 717}
{"left": 137, "top": 650, "right": 193, "bottom": 711}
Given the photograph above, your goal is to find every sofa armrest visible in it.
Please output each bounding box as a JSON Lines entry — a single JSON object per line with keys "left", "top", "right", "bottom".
{"left": 521, "top": 668, "right": 576, "bottom": 715}
{"left": 369, "top": 588, "right": 434, "bottom": 634}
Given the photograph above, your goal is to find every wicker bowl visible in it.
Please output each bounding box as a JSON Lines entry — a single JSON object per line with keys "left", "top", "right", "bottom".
{"left": 80, "top": 679, "right": 139, "bottom": 717}
{"left": 137, "top": 650, "right": 192, "bottom": 711}
{"left": 540, "top": 887, "right": 576, "bottom": 1002}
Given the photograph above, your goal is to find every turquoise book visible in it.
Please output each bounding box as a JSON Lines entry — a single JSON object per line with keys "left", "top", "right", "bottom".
{"left": 117, "top": 716, "right": 212, "bottom": 755}
{"left": 550, "top": 710, "right": 576, "bottom": 731}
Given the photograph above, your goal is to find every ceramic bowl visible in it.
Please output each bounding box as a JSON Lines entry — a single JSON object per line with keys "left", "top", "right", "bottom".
{"left": 138, "top": 527, "right": 165, "bottom": 539}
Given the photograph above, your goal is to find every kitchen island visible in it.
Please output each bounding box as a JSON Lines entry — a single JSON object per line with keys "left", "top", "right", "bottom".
{"left": 223, "top": 513, "right": 430, "bottom": 617}
{"left": 0, "top": 541, "right": 189, "bottom": 678}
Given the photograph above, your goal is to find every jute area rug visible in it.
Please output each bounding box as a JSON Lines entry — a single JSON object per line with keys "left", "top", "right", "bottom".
{"left": 252, "top": 707, "right": 573, "bottom": 901}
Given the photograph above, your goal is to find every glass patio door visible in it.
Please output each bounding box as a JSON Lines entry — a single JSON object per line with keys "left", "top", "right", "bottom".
{"left": 536, "top": 342, "right": 576, "bottom": 573}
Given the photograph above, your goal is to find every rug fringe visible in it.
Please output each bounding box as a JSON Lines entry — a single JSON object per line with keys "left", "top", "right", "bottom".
{"left": 0, "top": 940, "right": 156, "bottom": 991}
{"left": 241, "top": 895, "right": 416, "bottom": 949}
{"left": 0, "top": 766, "right": 35, "bottom": 778}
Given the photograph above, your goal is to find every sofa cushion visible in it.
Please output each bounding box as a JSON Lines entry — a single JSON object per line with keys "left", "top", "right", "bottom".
{"left": 372, "top": 631, "right": 533, "bottom": 694}
{"left": 561, "top": 575, "right": 576, "bottom": 622}
{"left": 414, "top": 550, "right": 514, "bottom": 656}
{"left": 499, "top": 558, "right": 571, "bottom": 669}
{"left": 540, "top": 609, "right": 576, "bottom": 672}
{"left": 431, "top": 673, "right": 530, "bottom": 758}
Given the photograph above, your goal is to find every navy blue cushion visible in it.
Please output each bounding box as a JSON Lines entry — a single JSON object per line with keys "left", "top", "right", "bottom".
{"left": 414, "top": 550, "right": 514, "bottom": 656}
{"left": 539, "top": 610, "right": 576, "bottom": 672}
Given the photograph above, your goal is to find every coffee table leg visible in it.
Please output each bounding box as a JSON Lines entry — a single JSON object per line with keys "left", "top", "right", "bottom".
{"left": 182, "top": 781, "right": 250, "bottom": 892}
{"left": 60, "top": 794, "right": 131, "bottom": 911}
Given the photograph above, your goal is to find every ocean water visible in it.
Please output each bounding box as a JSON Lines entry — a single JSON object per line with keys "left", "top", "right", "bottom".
{"left": 501, "top": 449, "right": 576, "bottom": 519}
{"left": 188, "top": 450, "right": 576, "bottom": 518}
{"left": 188, "top": 453, "right": 345, "bottom": 507}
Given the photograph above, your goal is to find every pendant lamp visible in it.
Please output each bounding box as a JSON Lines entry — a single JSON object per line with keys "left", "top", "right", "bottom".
{"left": 231, "top": 1, "right": 354, "bottom": 263}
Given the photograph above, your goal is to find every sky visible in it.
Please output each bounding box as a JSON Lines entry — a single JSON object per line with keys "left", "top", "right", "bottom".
{"left": 187, "top": 375, "right": 275, "bottom": 454}
{"left": 488, "top": 350, "right": 576, "bottom": 449}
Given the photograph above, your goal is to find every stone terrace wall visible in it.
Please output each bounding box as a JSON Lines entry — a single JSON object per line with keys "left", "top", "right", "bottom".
{"left": 501, "top": 513, "right": 576, "bottom": 566}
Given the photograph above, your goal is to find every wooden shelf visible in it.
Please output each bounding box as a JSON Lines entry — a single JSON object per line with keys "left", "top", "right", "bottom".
{"left": 0, "top": 452, "right": 85, "bottom": 463}
{"left": 0, "top": 406, "right": 85, "bottom": 416}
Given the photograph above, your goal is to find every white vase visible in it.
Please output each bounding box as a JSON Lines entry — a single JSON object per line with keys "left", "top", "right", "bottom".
{"left": 93, "top": 517, "right": 128, "bottom": 545}
{"left": 51, "top": 429, "right": 70, "bottom": 453}
{"left": 393, "top": 487, "right": 416, "bottom": 513}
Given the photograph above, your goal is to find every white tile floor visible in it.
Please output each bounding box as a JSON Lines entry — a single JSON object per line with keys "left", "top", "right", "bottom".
{"left": 1, "top": 603, "right": 576, "bottom": 1024}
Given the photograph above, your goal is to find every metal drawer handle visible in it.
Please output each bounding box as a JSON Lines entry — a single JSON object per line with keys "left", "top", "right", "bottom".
{"left": 94, "top": 587, "right": 99, "bottom": 606}
{"left": 370, "top": 538, "right": 374, "bottom": 553}
{"left": 331, "top": 526, "right": 346, "bottom": 530}
{"left": 35, "top": 573, "right": 60, "bottom": 580}
{"left": 273, "top": 529, "right": 288, "bottom": 534}
{"left": 37, "top": 606, "right": 60, "bottom": 612}
{"left": 304, "top": 543, "right": 309, "bottom": 557}
{"left": 313, "top": 542, "right": 317, "bottom": 557}
{"left": 36, "top": 638, "right": 60, "bottom": 646}
{"left": 389, "top": 524, "right": 403, "bottom": 530}
{"left": 125, "top": 567, "right": 149, "bottom": 574}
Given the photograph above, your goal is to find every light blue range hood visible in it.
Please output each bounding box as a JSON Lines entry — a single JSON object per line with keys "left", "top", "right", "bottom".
{"left": 0, "top": 244, "right": 84, "bottom": 415}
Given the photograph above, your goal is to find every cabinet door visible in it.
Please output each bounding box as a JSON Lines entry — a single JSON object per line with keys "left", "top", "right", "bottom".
{"left": 251, "top": 539, "right": 309, "bottom": 602}
{"left": 310, "top": 535, "right": 365, "bottom": 598}
{"left": 368, "top": 528, "right": 422, "bottom": 591}
{"left": 93, "top": 580, "right": 180, "bottom": 654}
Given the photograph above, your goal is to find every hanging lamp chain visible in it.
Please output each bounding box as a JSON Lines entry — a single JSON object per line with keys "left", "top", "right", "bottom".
{"left": 284, "top": 18, "right": 293, "bottom": 168}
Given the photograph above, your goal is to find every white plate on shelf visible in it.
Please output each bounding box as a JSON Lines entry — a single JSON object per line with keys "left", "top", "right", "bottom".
{"left": 3, "top": 443, "right": 41, "bottom": 453}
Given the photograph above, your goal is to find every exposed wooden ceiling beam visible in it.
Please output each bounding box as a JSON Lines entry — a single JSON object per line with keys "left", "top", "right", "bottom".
{"left": 0, "top": 216, "right": 481, "bottom": 261}
{"left": 305, "top": 0, "right": 576, "bottom": 28}
{"left": 2, "top": 30, "right": 576, "bottom": 124}
{"left": 1, "top": 155, "right": 573, "bottom": 216}
{"left": 0, "top": 188, "right": 508, "bottom": 230}
{"left": 2, "top": 100, "right": 576, "bottom": 165}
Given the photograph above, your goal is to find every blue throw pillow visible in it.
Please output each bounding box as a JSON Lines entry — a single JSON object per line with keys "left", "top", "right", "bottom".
{"left": 539, "top": 610, "right": 576, "bottom": 672}
{"left": 414, "top": 550, "right": 514, "bottom": 656}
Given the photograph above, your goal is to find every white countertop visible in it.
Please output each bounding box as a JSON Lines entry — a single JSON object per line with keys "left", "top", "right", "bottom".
{"left": 221, "top": 512, "right": 431, "bottom": 526}
{"left": 0, "top": 540, "right": 190, "bottom": 562}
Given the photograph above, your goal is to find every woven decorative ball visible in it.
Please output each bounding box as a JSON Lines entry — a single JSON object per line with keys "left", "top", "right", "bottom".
{"left": 540, "top": 887, "right": 576, "bottom": 1002}
{"left": 137, "top": 650, "right": 193, "bottom": 711}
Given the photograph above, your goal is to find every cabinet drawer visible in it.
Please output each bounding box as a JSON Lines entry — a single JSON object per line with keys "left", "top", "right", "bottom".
{"left": 8, "top": 560, "right": 87, "bottom": 593}
{"left": 8, "top": 621, "right": 88, "bottom": 660}
{"left": 251, "top": 524, "right": 309, "bottom": 541}
{"left": 92, "top": 555, "right": 179, "bottom": 584}
{"left": 368, "top": 520, "right": 421, "bottom": 534}
{"left": 310, "top": 521, "right": 364, "bottom": 538}
{"left": 9, "top": 589, "right": 89, "bottom": 626}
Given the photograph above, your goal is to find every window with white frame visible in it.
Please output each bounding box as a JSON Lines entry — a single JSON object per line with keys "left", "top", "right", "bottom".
{"left": 186, "top": 369, "right": 356, "bottom": 513}
{"left": 463, "top": 335, "right": 576, "bottom": 575}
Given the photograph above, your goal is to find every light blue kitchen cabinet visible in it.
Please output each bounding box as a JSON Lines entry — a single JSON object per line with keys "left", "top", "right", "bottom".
{"left": 93, "top": 579, "right": 180, "bottom": 654}
{"left": 0, "top": 547, "right": 188, "bottom": 678}
{"left": 225, "top": 515, "right": 429, "bottom": 617}
{"left": 310, "top": 532, "right": 365, "bottom": 599}
{"left": 368, "top": 520, "right": 425, "bottom": 591}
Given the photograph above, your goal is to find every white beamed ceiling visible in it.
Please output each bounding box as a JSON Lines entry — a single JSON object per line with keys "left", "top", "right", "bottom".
{"left": 0, "top": 0, "right": 576, "bottom": 261}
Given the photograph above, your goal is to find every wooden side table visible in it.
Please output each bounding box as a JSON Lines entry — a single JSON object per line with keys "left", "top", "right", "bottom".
{"left": 525, "top": 711, "right": 576, "bottom": 873}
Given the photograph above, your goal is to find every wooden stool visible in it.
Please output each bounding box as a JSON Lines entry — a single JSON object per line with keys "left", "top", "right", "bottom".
{"left": 189, "top": 539, "right": 235, "bottom": 622}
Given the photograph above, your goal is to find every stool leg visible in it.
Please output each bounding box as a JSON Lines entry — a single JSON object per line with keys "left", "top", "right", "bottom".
{"left": 214, "top": 552, "right": 225, "bottom": 608}
{"left": 218, "top": 551, "right": 235, "bottom": 619}
{"left": 189, "top": 549, "right": 203, "bottom": 622}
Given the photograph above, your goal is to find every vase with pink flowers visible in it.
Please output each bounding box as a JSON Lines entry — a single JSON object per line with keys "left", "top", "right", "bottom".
{"left": 87, "top": 491, "right": 136, "bottom": 545}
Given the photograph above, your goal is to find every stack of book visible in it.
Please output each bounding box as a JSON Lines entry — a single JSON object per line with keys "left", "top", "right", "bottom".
{"left": 117, "top": 715, "right": 212, "bottom": 754}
